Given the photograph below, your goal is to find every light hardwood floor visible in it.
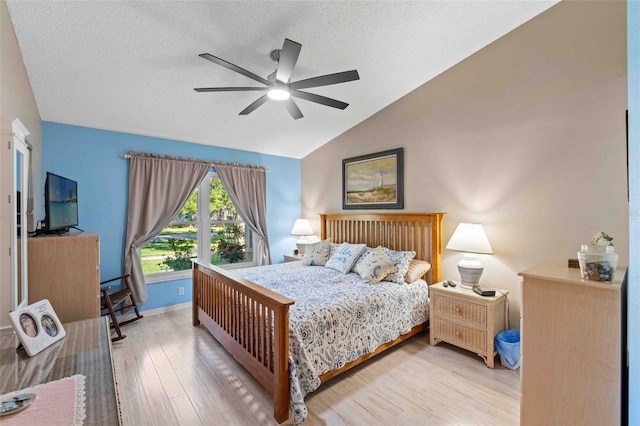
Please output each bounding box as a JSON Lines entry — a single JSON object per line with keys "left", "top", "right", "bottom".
{"left": 111, "top": 308, "right": 520, "bottom": 425}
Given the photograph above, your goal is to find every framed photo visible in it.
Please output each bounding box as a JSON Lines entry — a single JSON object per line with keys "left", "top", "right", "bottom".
{"left": 342, "top": 148, "right": 404, "bottom": 209}
{"left": 8, "top": 299, "right": 66, "bottom": 357}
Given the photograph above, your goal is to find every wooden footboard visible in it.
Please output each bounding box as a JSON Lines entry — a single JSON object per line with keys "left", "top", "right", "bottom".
{"left": 192, "top": 260, "right": 294, "bottom": 423}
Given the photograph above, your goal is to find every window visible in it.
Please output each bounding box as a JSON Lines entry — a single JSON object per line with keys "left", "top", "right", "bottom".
{"left": 142, "top": 171, "right": 254, "bottom": 281}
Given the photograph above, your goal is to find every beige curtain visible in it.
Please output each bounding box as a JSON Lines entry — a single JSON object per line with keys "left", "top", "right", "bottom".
{"left": 213, "top": 162, "right": 271, "bottom": 266}
{"left": 124, "top": 154, "right": 210, "bottom": 304}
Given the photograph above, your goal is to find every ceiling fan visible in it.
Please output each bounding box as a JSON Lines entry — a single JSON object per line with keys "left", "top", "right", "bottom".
{"left": 194, "top": 38, "right": 360, "bottom": 120}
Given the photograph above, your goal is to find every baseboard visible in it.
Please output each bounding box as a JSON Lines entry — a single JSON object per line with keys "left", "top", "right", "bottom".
{"left": 141, "top": 302, "right": 192, "bottom": 317}
{"left": 0, "top": 325, "right": 14, "bottom": 336}
{"left": 1, "top": 304, "right": 190, "bottom": 335}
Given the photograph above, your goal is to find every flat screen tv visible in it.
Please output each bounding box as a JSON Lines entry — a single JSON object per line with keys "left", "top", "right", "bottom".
{"left": 44, "top": 172, "right": 78, "bottom": 234}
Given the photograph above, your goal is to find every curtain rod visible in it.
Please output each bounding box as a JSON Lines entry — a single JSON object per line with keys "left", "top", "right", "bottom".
{"left": 120, "top": 152, "right": 268, "bottom": 171}
{"left": 213, "top": 161, "right": 267, "bottom": 172}
{"left": 120, "top": 151, "right": 211, "bottom": 166}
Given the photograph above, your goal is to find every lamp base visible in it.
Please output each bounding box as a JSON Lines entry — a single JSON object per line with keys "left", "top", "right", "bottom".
{"left": 459, "top": 281, "right": 474, "bottom": 290}
{"left": 294, "top": 235, "right": 319, "bottom": 255}
{"left": 457, "top": 253, "right": 484, "bottom": 288}
{"left": 296, "top": 236, "right": 311, "bottom": 255}
{"left": 296, "top": 242, "right": 307, "bottom": 255}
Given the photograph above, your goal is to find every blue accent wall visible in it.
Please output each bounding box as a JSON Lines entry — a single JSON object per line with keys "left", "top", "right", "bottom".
{"left": 628, "top": 1, "right": 639, "bottom": 422}
{"left": 41, "top": 121, "right": 301, "bottom": 311}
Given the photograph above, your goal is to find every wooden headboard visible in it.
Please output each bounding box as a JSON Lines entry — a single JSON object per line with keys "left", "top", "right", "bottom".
{"left": 320, "top": 212, "right": 445, "bottom": 283}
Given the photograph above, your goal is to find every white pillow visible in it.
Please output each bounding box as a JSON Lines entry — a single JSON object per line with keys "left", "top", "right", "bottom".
{"left": 382, "top": 248, "right": 416, "bottom": 284}
{"left": 354, "top": 246, "right": 396, "bottom": 283}
{"left": 325, "top": 243, "right": 367, "bottom": 274}
{"left": 301, "top": 238, "right": 332, "bottom": 266}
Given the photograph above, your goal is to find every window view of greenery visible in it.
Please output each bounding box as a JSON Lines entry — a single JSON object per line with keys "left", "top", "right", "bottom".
{"left": 141, "top": 175, "right": 253, "bottom": 276}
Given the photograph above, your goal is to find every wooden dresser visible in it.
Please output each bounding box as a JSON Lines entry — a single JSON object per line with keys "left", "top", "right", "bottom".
{"left": 28, "top": 232, "right": 100, "bottom": 323}
{"left": 519, "top": 260, "right": 626, "bottom": 426}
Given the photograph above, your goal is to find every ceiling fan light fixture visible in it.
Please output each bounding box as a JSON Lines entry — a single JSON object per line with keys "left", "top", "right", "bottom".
{"left": 268, "top": 87, "right": 290, "bottom": 101}
{"left": 195, "top": 38, "right": 359, "bottom": 118}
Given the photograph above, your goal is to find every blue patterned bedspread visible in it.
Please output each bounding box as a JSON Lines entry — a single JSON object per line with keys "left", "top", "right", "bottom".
{"left": 234, "top": 262, "right": 429, "bottom": 424}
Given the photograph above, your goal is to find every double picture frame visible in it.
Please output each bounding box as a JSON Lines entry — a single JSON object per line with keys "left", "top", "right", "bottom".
{"left": 8, "top": 299, "right": 66, "bottom": 357}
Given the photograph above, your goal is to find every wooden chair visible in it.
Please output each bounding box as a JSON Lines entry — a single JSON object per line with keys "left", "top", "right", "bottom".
{"left": 100, "top": 274, "right": 143, "bottom": 342}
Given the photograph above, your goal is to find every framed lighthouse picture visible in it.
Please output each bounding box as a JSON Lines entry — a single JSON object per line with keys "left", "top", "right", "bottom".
{"left": 342, "top": 148, "right": 404, "bottom": 210}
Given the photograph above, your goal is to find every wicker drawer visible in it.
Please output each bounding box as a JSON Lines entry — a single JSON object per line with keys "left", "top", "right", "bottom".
{"left": 432, "top": 318, "right": 487, "bottom": 351}
{"left": 432, "top": 295, "right": 487, "bottom": 327}
{"left": 429, "top": 283, "right": 507, "bottom": 368}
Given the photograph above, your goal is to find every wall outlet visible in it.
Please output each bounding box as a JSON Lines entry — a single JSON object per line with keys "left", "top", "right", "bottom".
{"left": 178, "top": 287, "right": 185, "bottom": 296}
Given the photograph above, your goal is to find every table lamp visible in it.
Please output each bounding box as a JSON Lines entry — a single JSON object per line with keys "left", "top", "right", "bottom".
{"left": 445, "top": 223, "right": 493, "bottom": 289}
{"left": 290, "top": 219, "right": 314, "bottom": 255}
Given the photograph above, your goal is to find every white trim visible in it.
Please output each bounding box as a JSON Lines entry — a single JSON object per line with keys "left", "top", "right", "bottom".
{"left": 11, "top": 118, "right": 30, "bottom": 142}
{"left": 1, "top": 303, "right": 192, "bottom": 334}
{"left": 145, "top": 269, "right": 191, "bottom": 283}
{"left": 143, "top": 261, "right": 257, "bottom": 283}
{"left": 0, "top": 326, "right": 15, "bottom": 337}
{"left": 11, "top": 120, "right": 30, "bottom": 311}
{"left": 197, "top": 172, "right": 213, "bottom": 264}
{"left": 3, "top": 303, "right": 193, "bottom": 334}
{"left": 141, "top": 302, "right": 192, "bottom": 317}
{"left": 223, "top": 261, "right": 257, "bottom": 270}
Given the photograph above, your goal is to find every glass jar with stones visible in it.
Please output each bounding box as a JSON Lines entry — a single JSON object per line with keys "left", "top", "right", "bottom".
{"left": 577, "top": 244, "right": 618, "bottom": 282}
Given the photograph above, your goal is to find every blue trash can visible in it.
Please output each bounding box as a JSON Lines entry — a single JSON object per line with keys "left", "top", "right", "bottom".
{"left": 495, "top": 329, "right": 520, "bottom": 370}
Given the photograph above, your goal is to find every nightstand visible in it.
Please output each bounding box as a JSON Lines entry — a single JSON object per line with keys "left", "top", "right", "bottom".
{"left": 429, "top": 281, "right": 508, "bottom": 368}
{"left": 283, "top": 254, "right": 303, "bottom": 263}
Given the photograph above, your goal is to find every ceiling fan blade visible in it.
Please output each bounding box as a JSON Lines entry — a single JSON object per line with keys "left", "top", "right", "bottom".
{"left": 239, "top": 95, "right": 269, "bottom": 115}
{"left": 290, "top": 89, "right": 349, "bottom": 110}
{"left": 199, "top": 53, "right": 269, "bottom": 86}
{"left": 194, "top": 87, "right": 267, "bottom": 92}
{"left": 275, "top": 39, "right": 302, "bottom": 83}
{"left": 289, "top": 70, "right": 360, "bottom": 90}
{"left": 283, "top": 98, "right": 303, "bottom": 120}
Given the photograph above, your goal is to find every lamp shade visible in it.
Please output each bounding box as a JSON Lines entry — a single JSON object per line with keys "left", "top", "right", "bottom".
{"left": 446, "top": 223, "right": 493, "bottom": 288}
{"left": 290, "top": 219, "right": 313, "bottom": 236}
{"left": 445, "top": 223, "right": 493, "bottom": 254}
{"left": 291, "top": 219, "right": 314, "bottom": 255}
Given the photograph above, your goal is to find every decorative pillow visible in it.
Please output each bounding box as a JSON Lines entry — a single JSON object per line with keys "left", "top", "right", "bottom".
{"left": 325, "top": 243, "right": 367, "bottom": 274}
{"left": 354, "top": 246, "right": 396, "bottom": 284}
{"left": 382, "top": 247, "right": 416, "bottom": 284}
{"left": 329, "top": 243, "right": 340, "bottom": 259}
{"left": 404, "top": 259, "right": 432, "bottom": 283}
{"left": 351, "top": 246, "right": 374, "bottom": 271}
{"left": 301, "top": 238, "right": 332, "bottom": 266}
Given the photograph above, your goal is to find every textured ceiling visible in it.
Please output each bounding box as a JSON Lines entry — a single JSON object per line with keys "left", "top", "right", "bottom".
{"left": 7, "top": 1, "right": 557, "bottom": 159}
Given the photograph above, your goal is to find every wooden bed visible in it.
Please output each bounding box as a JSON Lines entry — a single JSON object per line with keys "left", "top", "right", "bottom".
{"left": 192, "top": 212, "right": 444, "bottom": 423}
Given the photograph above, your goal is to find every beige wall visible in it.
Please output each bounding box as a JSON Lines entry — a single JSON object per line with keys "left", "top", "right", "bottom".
{"left": 301, "top": 1, "right": 628, "bottom": 325}
{"left": 0, "top": 0, "right": 42, "bottom": 329}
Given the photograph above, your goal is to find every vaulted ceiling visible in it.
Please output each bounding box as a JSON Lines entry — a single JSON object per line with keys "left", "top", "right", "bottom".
{"left": 7, "top": 1, "right": 557, "bottom": 159}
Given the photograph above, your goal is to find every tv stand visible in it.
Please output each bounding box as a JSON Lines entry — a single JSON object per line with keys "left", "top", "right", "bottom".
{"left": 35, "top": 226, "right": 83, "bottom": 236}
{"left": 36, "top": 229, "right": 66, "bottom": 236}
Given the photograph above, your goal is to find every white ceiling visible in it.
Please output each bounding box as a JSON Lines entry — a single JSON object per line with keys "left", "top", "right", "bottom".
{"left": 7, "top": 1, "right": 557, "bottom": 159}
